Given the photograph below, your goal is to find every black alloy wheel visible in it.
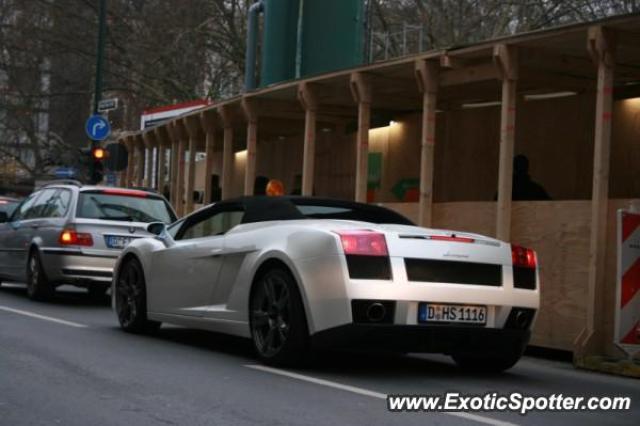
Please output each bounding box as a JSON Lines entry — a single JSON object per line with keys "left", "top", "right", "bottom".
{"left": 250, "top": 268, "right": 308, "bottom": 366}
{"left": 115, "top": 258, "right": 160, "bottom": 333}
{"left": 26, "top": 250, "right": 53, "bottom": 301}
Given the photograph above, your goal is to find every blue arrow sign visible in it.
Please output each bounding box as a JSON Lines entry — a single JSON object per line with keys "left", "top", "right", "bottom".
{"left": 54, "top": 167, "right": 77, "bottom": 179}
{"left": 85, "top": 114, "right": 111, "bottom": 141}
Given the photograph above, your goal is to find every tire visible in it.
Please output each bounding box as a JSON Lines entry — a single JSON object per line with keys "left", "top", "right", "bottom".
{"left": 250, "top": 267, "right": 309, "bottom": 366}
{"left": 87, "top": 284, "right": 109, "bottom": 299}
{"left": 114, "top": 258, "right": 160, "bottom": 334}
{"left": 451, "top": 351, "right": 522, "bottom": 373}
{"left": 26, "top": 250, "right": 54, "bottom": 301}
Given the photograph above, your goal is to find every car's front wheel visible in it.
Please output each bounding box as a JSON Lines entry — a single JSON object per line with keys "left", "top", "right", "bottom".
{"left": 26, "top": 250, "right": 54, "bottom": 301}
{"left": 115, "top": 258, "right": 160, "bottom": 334}
{"left": 250, "top": 267, "right": 309, "bottom": 366}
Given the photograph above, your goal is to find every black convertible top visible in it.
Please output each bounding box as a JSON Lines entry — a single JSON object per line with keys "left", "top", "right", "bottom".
{"left": 218, "top": 196, "right": 414, "bottom": 226}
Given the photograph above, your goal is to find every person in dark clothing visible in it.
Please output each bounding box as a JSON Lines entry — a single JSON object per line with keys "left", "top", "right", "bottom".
{"left": 254, "top": 176, "right": 270, "bottom": 195}
{"left": 510, "top": 154, "right": 551, "bottom": 201}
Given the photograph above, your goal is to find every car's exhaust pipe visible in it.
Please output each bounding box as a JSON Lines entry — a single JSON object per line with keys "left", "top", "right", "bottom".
{"left": 366, "top": 302, "right": 387, "bottom": 322}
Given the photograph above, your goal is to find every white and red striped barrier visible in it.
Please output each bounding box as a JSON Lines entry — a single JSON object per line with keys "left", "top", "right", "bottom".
{"left": 615, "top": 210, "right": 640, "bottom": 358}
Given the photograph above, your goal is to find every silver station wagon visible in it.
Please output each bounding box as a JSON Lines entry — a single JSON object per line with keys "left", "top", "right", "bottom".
{"left": 0, "top": 182, "right": 176, "bottom": 300}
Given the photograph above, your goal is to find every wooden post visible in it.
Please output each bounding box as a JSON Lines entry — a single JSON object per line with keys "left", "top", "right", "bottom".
{"left": 415, "top": 59, "right": 439, "bottom": 227}
{"left": 350, "top": 72, "right": 372, "bottom": 203}
{"left": 200, "top": 110, "right": 217, "bottom": 204}
{"left": 167, "top": 124, "right": 180, "bottom": 209}
{"left": 125, "top": 135, "right": 135, "bottom": 188}
{"left": 219, "top": 105, "right": 234, "bottom": 200}
{"left": 494, "top": 44, "right": 518, "bottom": 241}
{"left": 576, "top": 26, "right": 617, "bottom": 358}
{"left": 298, "top": 82, "right": 319, "bottom": 196}
{"left": 142, "top": 131, "right": 156, "bottom": 188}
{"left": 183, "top": 115, "right": 202, "bottom": 215}
{"left": 242, "top": 97, "right": 258, "bottom": 196}
{"left": 135, "top": 134, "right": 145, "bottom": 187}
{"left": 154, "top": 126, "right": 170, "bottom": 196}
{"left": 172, "top": 120, "right": 188, "bottom": 217}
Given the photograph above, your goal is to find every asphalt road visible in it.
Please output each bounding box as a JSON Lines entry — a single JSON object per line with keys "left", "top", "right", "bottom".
{"left": 1, "top": 283, "right": 638, "bottom": 426}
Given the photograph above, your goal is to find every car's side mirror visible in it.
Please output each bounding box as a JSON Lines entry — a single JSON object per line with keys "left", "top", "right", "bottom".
{"left": 147, "top": 222, "right": 166, "bottom": 236}
{"left": 0, "top": 212, "right": 8, "bottom": 223}
{"left": 147, "top": 222, "right": 175, "bottom": 248}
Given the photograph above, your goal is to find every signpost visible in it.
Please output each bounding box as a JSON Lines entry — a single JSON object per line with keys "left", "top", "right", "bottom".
{"left": 97, "top": 98, "right": 118, "bottom": 113}
{"left": 85, "top": 114, "right": 111, "bottom": 141}
{"left": 615, "top": 209, "right": 640, "bottom": 359}
{"left": 54, "top": 167, "right": 77, "bottom": 179}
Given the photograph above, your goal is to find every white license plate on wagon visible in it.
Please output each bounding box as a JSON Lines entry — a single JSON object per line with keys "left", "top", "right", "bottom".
{"left": 418, "top": 303, "right": 487, "bottom": 325}
{"left": 104, "top": 235, "right": 135, "bottom": 249}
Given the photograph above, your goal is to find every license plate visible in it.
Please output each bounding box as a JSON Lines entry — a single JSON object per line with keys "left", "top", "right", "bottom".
{"left": 418, "top": 303, "right": 487, "bottom": 325}
{"left": 104, "top": 235, "right": 135, "bottom": 249}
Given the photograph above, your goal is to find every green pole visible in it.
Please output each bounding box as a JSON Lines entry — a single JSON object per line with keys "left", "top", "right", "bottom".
{"left": 89, "top": 0, "right": 107, "bottom": 184}
{"left": 93, "top": 0, "right": 107, "bottom": 114}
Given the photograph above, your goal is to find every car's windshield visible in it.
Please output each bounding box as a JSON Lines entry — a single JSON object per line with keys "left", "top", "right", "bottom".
{"left": 292, "top": 201, "right": 414, "bottom": 225}
{"left": 77, "top": 191, "right": 175, "bottom": 223}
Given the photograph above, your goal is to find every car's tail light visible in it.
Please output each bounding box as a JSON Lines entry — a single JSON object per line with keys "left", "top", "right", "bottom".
{"left": 336, "top": 230, "right": 388, "bottom": 256}
{"left": 59, "top": 230, "right": 93, "bottom": 246}
{"left": 512, "top": 244, "right": 537, "bottom": 289}
{"left": 512, "top": 245, "right": 537, "bottom": 269}
{"left": 335, "top": 230, "right": 391, "bottom": 280}
{"left": 428, "top": 235, "right": 475, "bottom": 243}
{"left": 99, "top": 189, "right": 149, "bottom": 198}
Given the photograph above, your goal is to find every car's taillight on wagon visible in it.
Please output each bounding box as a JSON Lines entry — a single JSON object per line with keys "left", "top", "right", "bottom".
{"left": 511, "top": 244, "right": 537, "bottom": 289}
{"left": 59, "top": 230, "right": 93, "bottom": 246}
{"left": 335, "top": 230, "right": 391, "bottom": 280}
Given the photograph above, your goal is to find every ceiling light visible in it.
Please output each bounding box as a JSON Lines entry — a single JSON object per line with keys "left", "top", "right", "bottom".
{"left": 524, "top": 91, "right": 577, "bottom": 101}
{"left": 461, "top": 101, "right": 501, "bottom": 109}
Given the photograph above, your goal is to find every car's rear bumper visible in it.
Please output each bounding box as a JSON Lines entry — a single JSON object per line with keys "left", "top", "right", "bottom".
{"left": 40, "top": 248, "right": 118, "bottom": 286}
{"left": 311, "top": 323, "right": 531, "bottom": 356}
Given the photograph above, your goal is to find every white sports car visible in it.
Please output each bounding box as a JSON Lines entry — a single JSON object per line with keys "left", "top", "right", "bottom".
{"left": 112, "top": 196, "right": 539, "bottom": 371}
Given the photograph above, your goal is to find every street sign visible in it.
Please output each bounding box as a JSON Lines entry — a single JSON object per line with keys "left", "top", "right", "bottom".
{"left": 54, "top": 167, "right": 76, "bottom": 179}
{"left": 615, "top": 209, "right": 640, "bottom": 359}
{"left": 85, "top": 114, "right": 111, "bottom": 141}
{"left": 98, "top": 98, "right": 118, "bottom": 112}
{"left": 105, "top": 172, "right": 117, "bottom": 186}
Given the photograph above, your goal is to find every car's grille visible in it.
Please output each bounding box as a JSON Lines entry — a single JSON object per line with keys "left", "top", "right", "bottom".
{"left": 404, "top": 258, "right": 502, "bottom": 286}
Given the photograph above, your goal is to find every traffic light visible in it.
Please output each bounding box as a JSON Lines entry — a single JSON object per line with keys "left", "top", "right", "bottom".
{"left": 89, "top": 146, "right": 106, "bottom": 184}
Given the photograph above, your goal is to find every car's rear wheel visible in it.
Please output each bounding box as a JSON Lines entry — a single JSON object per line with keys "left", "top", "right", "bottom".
{"left": 26, "top": 250, "right": 54, "bottom": 301}
{"left": 451, "top": 351, "right": 522, "bottom": 372}
{"left": 250, "top": 267, "right": 308, "bottom": 366}
{"left": 115, "top": 258, "right": 160, "bottom": 334}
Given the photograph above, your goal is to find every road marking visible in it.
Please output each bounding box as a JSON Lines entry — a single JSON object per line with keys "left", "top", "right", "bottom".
{"left": 246, "top": 364, "right": 519, "bottom": 426}
{"left": 0, "top": 306, "right": 88, "bottom": 328}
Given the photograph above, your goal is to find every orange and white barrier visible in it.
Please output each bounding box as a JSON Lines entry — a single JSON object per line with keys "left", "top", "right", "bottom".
{"left": 615, "top": 210, "right": 640, "bottom": 357}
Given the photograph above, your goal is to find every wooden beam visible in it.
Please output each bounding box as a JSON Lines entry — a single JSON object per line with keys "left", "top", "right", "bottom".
{"left": 125, "top": 135, "right": 135, "bottom": 188}
{"left": 200, "top": 110, "right": 217, "bottom": 204}
{"left": 298, "top": 82, "right": 319, "bottom": 196}
{"left": 171, "top": 120, "right": 188, "bottom": 217}
{"left": 219, "top": 105, "right": 234, "bottom": 200}
{"left": 440, "top": 62, "right": 499, "bottom": 87}
{"left": 154, "top": 126, "right": 171, "bottom": 194}
{"left": 134, "top": 134, "right": 145, "bottom": 187}
{"left": 350, "top": 72, "right": 372, "bottom": 203}
{"left": 576, "top": 26, "right": 617, "bottom": 358}
{"left": 242, "top": 97, "right": 258, "bottom": 196}
{"left": 494, "top": 44, "right": 518, "bottom": 241}
{"left": 415, "top": 59, "right": 439, "bottom": 227}
{"left": 182, "top": 115, "right": 202, "bottom": 214}
{"left": 142, "top": 131, "right": 157, "bottom": 188}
